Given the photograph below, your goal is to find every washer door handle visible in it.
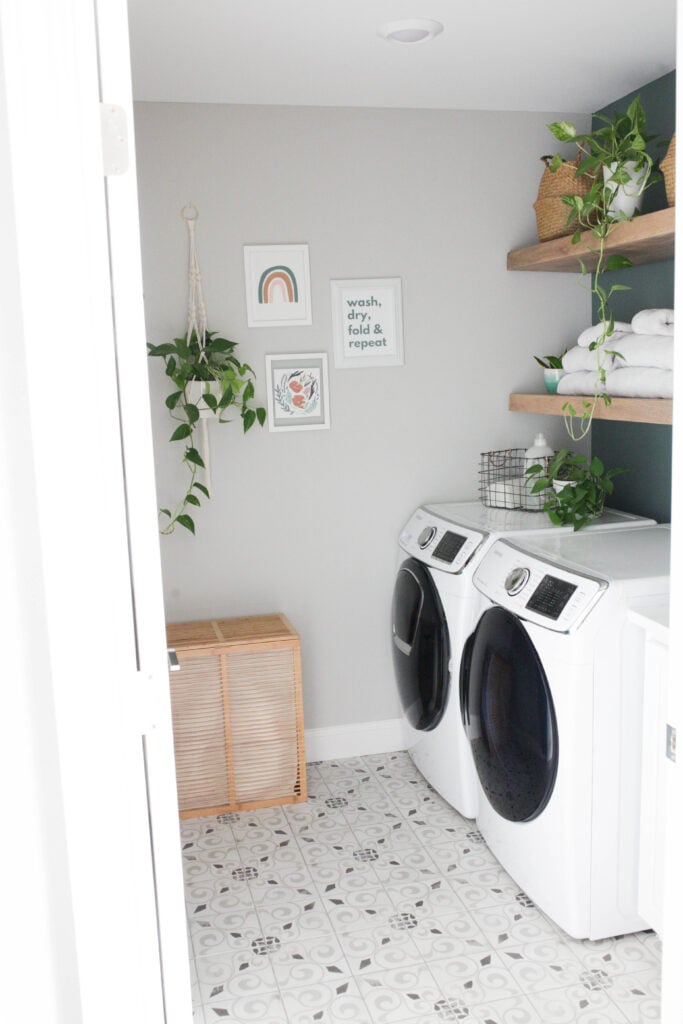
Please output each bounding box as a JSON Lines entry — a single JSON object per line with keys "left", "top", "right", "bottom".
{"left": 392, "top": 629, "right": 412, "bottom": 656}
{"left": 459, "top": 630, "right": 475, "bottom": 733}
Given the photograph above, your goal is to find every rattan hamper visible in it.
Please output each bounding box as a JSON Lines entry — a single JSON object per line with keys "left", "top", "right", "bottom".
{"left": 166, "top": 613, "right": 307, "bottom": 818}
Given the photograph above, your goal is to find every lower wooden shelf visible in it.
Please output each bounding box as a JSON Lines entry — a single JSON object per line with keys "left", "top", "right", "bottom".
{"left": 509, "top": 393, "right": 673, "bottom": 425}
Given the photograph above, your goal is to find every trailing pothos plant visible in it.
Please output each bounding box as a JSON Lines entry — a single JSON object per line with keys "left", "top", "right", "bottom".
{"left": 547, "top": 96, "right": 660, "bottom": 439}
{"left": 525, "top": 449, "right": 628, "bottom": 531}
{"left": 147, "top": 328, "right": 266, "bottom": 534}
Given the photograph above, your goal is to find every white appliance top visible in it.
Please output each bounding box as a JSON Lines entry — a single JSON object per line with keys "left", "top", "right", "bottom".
{"left": 399, "top": 500, "right": 655, "bottom": 575}
{"left": 425, "top": 500, "right": 651, "bottom": 534}
{"left": 504, "top": 524, "right": 671, "bottom": 582}
{"left": 472, "top": 525, "right": 670, "bottom": 634}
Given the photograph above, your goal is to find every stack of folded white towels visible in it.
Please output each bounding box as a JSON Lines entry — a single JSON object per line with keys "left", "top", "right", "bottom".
{"left": 558, "top": 308, "right": 674, "bottom": 399}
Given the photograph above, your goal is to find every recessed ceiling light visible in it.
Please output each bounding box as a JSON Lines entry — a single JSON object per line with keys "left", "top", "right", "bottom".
{"left": 379, "top": 18, "right": 444, "bottom": 45}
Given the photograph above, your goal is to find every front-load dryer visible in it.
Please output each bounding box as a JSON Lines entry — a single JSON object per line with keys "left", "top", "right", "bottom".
{"left": 461, "top": 525, "right": 670, "bottom": 939}
{"left": 391, "top": 500, "right": 655, "bottom": 819}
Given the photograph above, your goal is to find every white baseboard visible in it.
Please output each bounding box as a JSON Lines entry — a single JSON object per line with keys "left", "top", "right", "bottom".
{"left": 304, "top": 718, "right": 405, "bottom": 762}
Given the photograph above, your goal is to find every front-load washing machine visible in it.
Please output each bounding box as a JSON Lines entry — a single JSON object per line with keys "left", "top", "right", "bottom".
{"left": 391, "top": 501, "right": 655, "bottom": 819}
{"left": 461, "top": 525, "right": 670, "bottom": 939}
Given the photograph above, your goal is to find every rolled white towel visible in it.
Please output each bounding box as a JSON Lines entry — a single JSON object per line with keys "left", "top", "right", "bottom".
{"left": 612, "top": 333, "right": 674, "bottom": 370}
{"left": 562, "top": 344, "right": 615, "bottom": 373}
{"left": 604, "top": 367, "right": 673, "bottom": 399}
{"left": 632, "top": 308, "right": 674, "bottom": 336}
{"left": 557, "top": 371, "right": 608, "bottom": 396}
{"left": 578, "top": 321, "right": 632, "bottom": 348}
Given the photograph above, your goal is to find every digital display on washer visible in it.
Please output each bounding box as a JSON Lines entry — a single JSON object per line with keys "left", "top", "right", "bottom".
{"left": 432, "top": 531, "right": 467, "bottom": 563}
{"left": 525, "top": 574, "right": 577, "bottom": 620}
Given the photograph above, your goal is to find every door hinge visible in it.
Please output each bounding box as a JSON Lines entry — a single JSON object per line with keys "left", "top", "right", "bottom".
{"left": 100, "top": 103, "right": 128, "bottom": 176}
{"left": 666, "top": 723, "right": 677, "bottom": 763}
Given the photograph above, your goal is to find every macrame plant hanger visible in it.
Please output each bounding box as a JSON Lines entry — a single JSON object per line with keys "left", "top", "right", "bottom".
{"left": 182, "top": 203, "right": 212, "bottom": 494}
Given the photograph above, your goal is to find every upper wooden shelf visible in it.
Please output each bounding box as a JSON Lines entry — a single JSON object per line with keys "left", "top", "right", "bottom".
{"left": 509, "top": 392, "right": 672, "bottom": 425}
{"left": 507, "top": 207, "right": 675, "bottom": 272}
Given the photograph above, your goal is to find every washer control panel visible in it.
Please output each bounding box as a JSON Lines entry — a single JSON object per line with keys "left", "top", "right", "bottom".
{"left": 399, "top": 507, "right": 484, "bottom": 574}
{"left": 473, "top": 539, "right": 606, "bottom": 632}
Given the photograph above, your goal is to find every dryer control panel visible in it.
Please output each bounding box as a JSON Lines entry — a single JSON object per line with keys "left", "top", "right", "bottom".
{"left": 473, "top": 539, "right": 607, "bottom": 633}
{"left": 399, "top": 507, "right": 484, "bottom": 574}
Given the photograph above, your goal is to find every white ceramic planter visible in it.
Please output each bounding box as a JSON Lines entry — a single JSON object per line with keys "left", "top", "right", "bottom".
{"left": 603, "top": 160, "right": 647, "bottom": 219}
{"left": 185, "top": 380, "right": 221, "bottom": 418}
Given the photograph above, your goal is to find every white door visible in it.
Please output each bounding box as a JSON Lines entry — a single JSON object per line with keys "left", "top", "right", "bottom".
{"left": 660, "top": 17, "right": 683, "bottom": 1019}
{"left": 0, "top": 1, "right": 191, "bottom": 1021}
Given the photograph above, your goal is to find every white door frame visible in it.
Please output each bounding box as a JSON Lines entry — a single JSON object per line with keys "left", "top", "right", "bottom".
{"left": 0, "top": 1, "right": 190, "bottom": 1021}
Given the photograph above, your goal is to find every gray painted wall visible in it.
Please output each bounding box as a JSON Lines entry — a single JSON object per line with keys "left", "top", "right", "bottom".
{"left": 134, "top": 102, "right": 590, "bottom": 729}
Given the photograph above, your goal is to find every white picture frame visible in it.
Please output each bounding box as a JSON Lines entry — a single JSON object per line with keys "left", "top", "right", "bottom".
{"left": 265, "top": 353, "right": 331, "bottom": 432}
{"left": 244, "top": 244, "right": 312, "bottom": 327}
{"left": 330, "top": 277, "right": 404, "bottom": 368}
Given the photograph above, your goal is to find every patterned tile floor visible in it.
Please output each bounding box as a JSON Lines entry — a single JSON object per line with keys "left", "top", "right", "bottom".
{"left": 181, "top": 752, "right": 661, "bottom": 1024}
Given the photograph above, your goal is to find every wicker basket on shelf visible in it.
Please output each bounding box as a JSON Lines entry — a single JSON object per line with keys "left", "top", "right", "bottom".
{"left": 660, "top": 135, "right": 675, "bottom": 207}
{"left": 533, "top": 154, "right": 591, "bottom": 242}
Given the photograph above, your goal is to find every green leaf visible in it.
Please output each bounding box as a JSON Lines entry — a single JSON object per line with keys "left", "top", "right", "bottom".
{"left": 243, "top": 380, "right": 255, "bottom": 403}
{"left": 548, "top": 120, "right": 577, "bottom": 142}
{"left": 185, "top": 447, "right": 205, "bottom": 468}
{"left": 170, "top": 423, "right": 192, "bottom": 442}
{"left": 184, "top": 403, "right": 200, "bottom": 425}
{"left": 185, "top": 493, "right": 201, "bottom": 507}
{"left": 605, "top": 254, "right": 633, "bottom": 271}
{"left": 193, "top": 482, "right": 210, "bottom": 498}
{"left": 147, "top": 342, "right": 178, "bottom": 357}
{"left": 218, "top": 385, "right": 234, "bottom": 409}
{"left": 165, "top": 390, "right": 182, "bottom": 409}
{"left": 176, "top": 514, "right": 195, "bottom": 534}
{"left": 159, "top": 508, "right": 172, "bottom": 518}
{"left": 590, "top": 456, "right": 604, "bottom": 476}
{"left": 242, "top": 408, "right": 256, "bottom": 432}
{"left": 202, "top": 392, "right": 218, "bottom": 411}
{"left": 256, "top": 407, "right": 267, "bottom": 427}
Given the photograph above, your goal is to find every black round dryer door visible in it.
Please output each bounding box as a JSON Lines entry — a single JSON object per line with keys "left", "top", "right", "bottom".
{"left": 460, "top": 606, "right": 559, "bottom": 822}
{"left": 391, "top": 558, "right": 450, "bottom": 732}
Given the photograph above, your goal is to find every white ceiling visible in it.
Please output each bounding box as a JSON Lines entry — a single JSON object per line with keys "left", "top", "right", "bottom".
{"left": 127, "top": 0, "right": 676, "bottom": 112}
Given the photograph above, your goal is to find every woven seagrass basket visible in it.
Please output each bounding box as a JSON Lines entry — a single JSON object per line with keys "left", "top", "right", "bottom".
{"left": 533, "top": 154, "right": 592, "bottom": 242}
{"left": 660, "top": 135, "right": 675, "bottom": 207}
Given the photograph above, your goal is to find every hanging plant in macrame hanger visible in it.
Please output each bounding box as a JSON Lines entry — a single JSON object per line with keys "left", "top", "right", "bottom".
{"left": 147, "top": 204, "right": 266, "bottom": 535}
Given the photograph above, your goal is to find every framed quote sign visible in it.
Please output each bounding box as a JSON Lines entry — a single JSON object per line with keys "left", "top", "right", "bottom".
{"left": 330, "top": 277, "right": 404, "bottom": 369}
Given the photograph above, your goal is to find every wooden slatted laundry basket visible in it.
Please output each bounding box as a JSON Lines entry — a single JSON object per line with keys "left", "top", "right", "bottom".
{"left": 166, "top": 613, "right": 307, "bottom": 818}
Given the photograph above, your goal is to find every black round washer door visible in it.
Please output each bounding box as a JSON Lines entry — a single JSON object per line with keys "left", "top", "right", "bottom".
{"left": 462, "top": 606, "right": 558, "bottom": 822}
{"left": 391, "top": 558, "right": 450, "bottom": 732}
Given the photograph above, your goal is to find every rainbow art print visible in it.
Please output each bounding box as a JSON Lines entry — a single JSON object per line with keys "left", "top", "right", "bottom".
{"left": 244, "top": 244, "right": 312, "bottom": 327}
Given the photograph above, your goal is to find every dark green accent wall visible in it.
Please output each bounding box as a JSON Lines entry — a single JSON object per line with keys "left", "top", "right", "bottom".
{"left": 591, "top": 71, "right": 675, "bottom": 523}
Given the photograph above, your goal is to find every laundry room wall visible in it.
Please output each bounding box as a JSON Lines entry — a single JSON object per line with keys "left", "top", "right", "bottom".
{"left": 134, "top": 102, "right": 591, "bottom": 734}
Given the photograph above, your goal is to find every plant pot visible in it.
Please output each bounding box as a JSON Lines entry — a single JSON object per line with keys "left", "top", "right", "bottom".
{"left": 185, "top": 380, "right": 221, "bottom": 418}
{"left": 603, "top": 160, "right": 647, "bottom": 219}
{"left": 543, "top": 368, "right": 565, "bottom": 394}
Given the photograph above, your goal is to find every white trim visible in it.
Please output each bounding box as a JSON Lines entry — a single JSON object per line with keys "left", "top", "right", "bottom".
{"left": 305, "top": 718, "right": 405, "bottom": 762}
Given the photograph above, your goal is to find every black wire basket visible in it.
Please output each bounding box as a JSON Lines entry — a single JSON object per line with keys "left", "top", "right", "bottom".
{"left": 479, "top": 448, "right": 547, "bottom": 511}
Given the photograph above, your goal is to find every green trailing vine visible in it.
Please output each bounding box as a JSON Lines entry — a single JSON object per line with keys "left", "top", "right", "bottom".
{"left": 547, "top": 96, "right": 660, "bottom": 439}
{"left": 147, "top": 329, "right": 266, "bottom": 534}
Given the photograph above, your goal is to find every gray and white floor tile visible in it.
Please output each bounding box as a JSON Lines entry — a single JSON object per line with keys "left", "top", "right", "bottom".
{"left": 180, "top": 752, "right": 661, "bottom": 1023}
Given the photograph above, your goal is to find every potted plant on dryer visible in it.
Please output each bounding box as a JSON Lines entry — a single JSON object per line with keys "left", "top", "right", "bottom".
{"left": 525, "top": 449, "right": 628, "bottom": 531}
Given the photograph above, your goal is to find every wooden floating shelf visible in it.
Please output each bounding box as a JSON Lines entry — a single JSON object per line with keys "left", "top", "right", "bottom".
{"left": 507, "top": 207, "right": 675, "bottom": 272}
{"left": 509, "top": 393, "right": 673, "bottom": 425}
